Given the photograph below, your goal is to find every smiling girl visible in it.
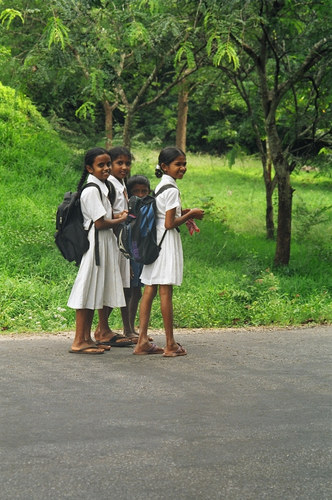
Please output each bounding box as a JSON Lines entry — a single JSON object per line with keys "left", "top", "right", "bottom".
{"left": 67, "top": 147, "right": 128, "bottom": 355}
{"left": 134, "top": 146, "right": 205, "bottom": 357}
{"left": 93, "top": 146, "right": 136, "bottom": 347}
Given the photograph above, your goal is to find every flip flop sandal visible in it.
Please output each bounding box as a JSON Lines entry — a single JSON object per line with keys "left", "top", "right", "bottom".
{"left": 133, "top": 343, "right": 164, "bottom": 355}
{"left": 127, "top": 336, "right": 139, "bottom": 344}
{"left": 98, "top": 335, "right": 134, "bottom": 347}
{"left": 69, "top": 345, "right": 105, "bottom": 355}
{"left": 162, "top": 343, "right": 187, "bottom": 357}
{"left": 127, "top": 333, "right": 154, "bottom": 343}
{"left": 97, "top": 344, "right": 111, "bottom": 351}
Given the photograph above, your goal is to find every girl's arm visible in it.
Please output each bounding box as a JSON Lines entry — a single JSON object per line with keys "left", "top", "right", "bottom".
{"left": 94, "top": 210, "right": 128, "bottom": 230}
{"left": 165, "top": 207, "right": 204, "bottom": 230}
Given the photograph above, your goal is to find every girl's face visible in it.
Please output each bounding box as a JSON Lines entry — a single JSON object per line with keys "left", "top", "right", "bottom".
{"left": 111, "top": 155, "right": 132, "bottom": 181}
{"left": 130, "top": 183, "right": 150, "bottom": 198}
{"left": 86, "top": 153, "right": 111, "bottom": 182}
{"left": 162, "top": 155, "right": 187, "bottom": 180}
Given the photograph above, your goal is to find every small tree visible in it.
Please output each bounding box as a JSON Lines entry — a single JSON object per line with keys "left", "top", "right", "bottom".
{"left": 0, "top": 0, "right": 206, "bottom": 148}
{"left": 204, "top": 0, "right": 332, "bottom": 265}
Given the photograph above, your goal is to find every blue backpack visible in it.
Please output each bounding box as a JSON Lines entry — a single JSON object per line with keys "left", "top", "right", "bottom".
{"left": 117, "top": 184, "right": 177, "bottom": 265}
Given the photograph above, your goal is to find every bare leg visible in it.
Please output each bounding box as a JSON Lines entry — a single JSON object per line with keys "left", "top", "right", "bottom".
{"left": 121, "top": 287, "right": 132, "bottom": 336}
{"left": 71, "top": 309, "right": 104, "bottom": 353}
{"left": 127, "top": 286, "right": 142, "bottom": 334}
{"left": 95, "top": 289, "right": 132, "bottom": 342}
{"left": 94, "top": 306, "right": 112, "bottom": 339}
{"left": 94, "top": 304, "right": 133, "bottom": 347}
{"left": 127, "top": 286, "right": 153, "bottom": 343}
{"left": 134, "top": 285, "right": 162, "bottom": 354}
{"left": 159, "top": 285, "right": 175, "bottom": 349}
{"left": 160, "top": 285, "right": 187, "bottom": 356}
{"left": 95, "top": 306, "right": 113, "bottom": 342}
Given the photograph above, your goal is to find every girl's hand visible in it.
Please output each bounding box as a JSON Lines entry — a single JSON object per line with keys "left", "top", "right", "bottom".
{"left": 117, "top": 210, "right": 128, "bottom": 222}
{"left": 95, "top": 210, "right": 128, "bottom": 230}
{"left": 189, "top": 208, "right": 205, "bottom": 220}
{"left": 114, "top": 210, "right": 128, "bottom": 219}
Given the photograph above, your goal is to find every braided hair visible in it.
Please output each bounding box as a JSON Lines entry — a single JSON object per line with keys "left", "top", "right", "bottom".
{"left": 76, "top": 147, "right": 110, "bottom": 191}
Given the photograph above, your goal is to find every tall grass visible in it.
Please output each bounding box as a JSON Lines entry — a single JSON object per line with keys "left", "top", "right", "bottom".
{"left": 0, "top": 84, "right": 331, "bottom": 333}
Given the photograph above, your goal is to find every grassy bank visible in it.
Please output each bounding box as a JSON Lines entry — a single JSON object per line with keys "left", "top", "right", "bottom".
{"left": 0, "top": 85, "right": 331, "bottom": 332}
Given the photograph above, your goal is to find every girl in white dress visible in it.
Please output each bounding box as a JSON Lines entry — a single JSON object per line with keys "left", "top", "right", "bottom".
{"left": 94, "top": 146, "right": 136, "bottom": 347}
{"left": 134, "top": 147, "right": 205, "bottom": 357}
{"left": 67, "top": 148, "right": 128, "bottom": 354}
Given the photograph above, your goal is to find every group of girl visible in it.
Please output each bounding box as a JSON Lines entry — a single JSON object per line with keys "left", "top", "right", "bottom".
{"left": 67, "top": 146, "right": 204, "bottom": 357}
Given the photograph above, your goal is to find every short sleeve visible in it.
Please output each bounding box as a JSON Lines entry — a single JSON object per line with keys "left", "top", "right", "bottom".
{"left": 164, "top": 187, "right": 180, "bottom": 212}
{"left": 155, "top": 186, "right": 181, "bottom": 223}
{"left": 81, "top": 187, "right": 106, "bottom": 228}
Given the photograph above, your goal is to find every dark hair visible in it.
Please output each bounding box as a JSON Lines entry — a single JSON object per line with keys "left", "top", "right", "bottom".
{"left": 126, "top": 175, "right": 151, "bottom": 197}
{"left": 155, "top": 146, "right": 186, "bottom": 178}
{"left": 77, "top": 147, "right": 110, "bottom": 191}
{"left": 108, "top": 146, "right": 134, "bottom": 162}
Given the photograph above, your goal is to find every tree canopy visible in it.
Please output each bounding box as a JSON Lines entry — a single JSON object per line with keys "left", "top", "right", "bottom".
{"left": 1, "top": 0, "right": 331, "bottom": 265}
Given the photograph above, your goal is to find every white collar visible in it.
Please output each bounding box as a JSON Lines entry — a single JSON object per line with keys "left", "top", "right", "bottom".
{"left": 108, "top": 175, "right": 125, "bottom": 192}
{"left": 86, "top": 174, "right": 109, "bottom": 196}
{"left": 160, "top": 174, "right": 177, "bottom": 187}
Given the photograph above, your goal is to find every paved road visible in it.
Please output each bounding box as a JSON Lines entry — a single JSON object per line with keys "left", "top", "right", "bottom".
{"left": 0, "top": 326, "right": 331, "bottom": 500}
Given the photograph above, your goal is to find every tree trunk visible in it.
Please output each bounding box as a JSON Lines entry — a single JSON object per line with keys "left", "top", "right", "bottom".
{"left": 274, "top": 169, "right": 294, "bottom": 266}
{"left": 102, "top": 100, "right": 113, "bottom": 149}
{"left": 176, "top": 86, "right": 189, "bottom": 152}
{"left": 123, "top": 110, "right": 133, "bottom": 149}
{"left": 264, "top": 138, "right": 275, "bottom": 240}
{"left": 265, "top": 177, "right": 275, "bottom": 240}
{"left": 267, "top": 123, "right": 294, "bottom": 266}
{"left": 252, "top": 121, "right": 276, "bottom": 239}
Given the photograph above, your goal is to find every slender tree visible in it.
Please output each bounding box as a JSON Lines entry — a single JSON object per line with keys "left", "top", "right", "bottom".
{"left": 204, "top": 0, "right": 332, "bottom": 264}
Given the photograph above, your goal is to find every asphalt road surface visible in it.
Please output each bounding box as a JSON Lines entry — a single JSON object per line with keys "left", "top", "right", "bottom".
{"left": 0, "top": 326, "right": 331, "bottom": 500}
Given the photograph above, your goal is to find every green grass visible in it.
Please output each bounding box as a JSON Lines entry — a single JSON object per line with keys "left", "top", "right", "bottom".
{"left": 0, "top": 84, "right": 331, "bottom": 333}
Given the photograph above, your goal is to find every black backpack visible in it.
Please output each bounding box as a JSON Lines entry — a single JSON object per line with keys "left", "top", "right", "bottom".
{"left": 117, "top": 184, "right": 178, "bottom": 265}
{"left": 54, "top": 181, "right": 115, "bottom": 266}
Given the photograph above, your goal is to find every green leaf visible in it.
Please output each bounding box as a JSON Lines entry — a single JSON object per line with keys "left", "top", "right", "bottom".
{"left": 213, "top": 39, "right": 239, "bottom": 69}
{"left": 44, "top": 17, "right": 70, "bottom": 50}
{"left": 75, "top": 101, "right": 96, "bottom": 121}
{"left": 0, "top": 9, "right": 24, "bottom": 28}
{"left": 175, "top": 41, "right": 195, "bottom": 69}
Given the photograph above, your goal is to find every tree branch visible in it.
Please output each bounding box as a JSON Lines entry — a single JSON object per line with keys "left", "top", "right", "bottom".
{"left": 277, "top": 36, "right": 332, "bottom": 98}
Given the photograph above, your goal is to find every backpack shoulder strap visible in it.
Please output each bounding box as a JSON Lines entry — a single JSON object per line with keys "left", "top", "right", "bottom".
{"left": 80, "top": 182, "right": 103, "bottom": 266}
{"left": 81, "top": 182, "right": 103, "bottom": 200}
{"left": 154, "top": 184, "right": 179, "bottom": 197}
{"left": 105, "top": 180, "right": 116, "bottom": 205}
{"left": 154, "top": 183, "right": 181, "bottom": 237}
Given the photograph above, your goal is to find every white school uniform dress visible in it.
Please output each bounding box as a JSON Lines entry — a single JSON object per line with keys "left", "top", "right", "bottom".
{"left": 140, "top": 175, "right": 183, "bottom": 286}
{"left": 108, "top": 174, "right": 130, "bottom": 288}
{"left": 67, "top": 175, "right": 125, "bottom": 310}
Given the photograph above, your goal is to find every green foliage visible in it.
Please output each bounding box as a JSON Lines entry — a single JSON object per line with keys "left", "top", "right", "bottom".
{"left": 75, "top": 101, "right": 96, "bottom": 121}
{"left": 44, "top": 16, "right": 70, "bottom": 50}
{"left": 174, "top": 41, "right": 196, "bottom": 69}
{"left": 293, "top": 197, "right": 332, "bottom": 240}
{"left": 1, "top": 110, "right": 331, "bottom": 331}
{"left": 0, "top": 8, "right": 23, "bottom": 28}
{"left": 207, "top": 35, "right": 239, "bottom": 69}
{"left": 1, "top": 0, "right": 330, "bottom": 161}
{"left": 0, "top": 13, "right": 331, "bottom": 332}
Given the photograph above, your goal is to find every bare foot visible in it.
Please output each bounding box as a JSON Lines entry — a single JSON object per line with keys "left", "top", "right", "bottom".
{"left": 163, "top": 343, "right": 187, "bottom": 357}
{"left": 69, "top": 342, "right": 105, "bottom": 355}
{"left": 133, "top": 342, "right": 164, "bottom": 355}
{"left": 95, "top": 328, "right": 117, "bottom": 342}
